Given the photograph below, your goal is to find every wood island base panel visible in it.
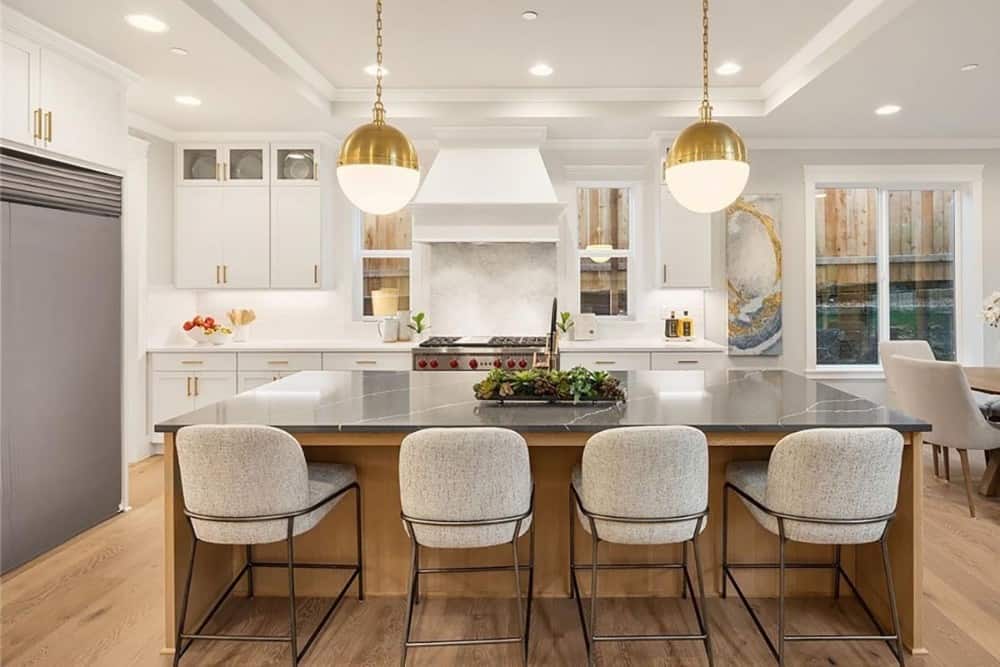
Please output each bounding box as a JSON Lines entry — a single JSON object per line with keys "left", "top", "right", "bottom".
{"left": 157, "top": 370, "right": 928, "bottom": 656}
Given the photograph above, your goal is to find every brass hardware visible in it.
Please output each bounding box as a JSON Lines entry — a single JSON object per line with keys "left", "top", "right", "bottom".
{"left": 354, "top": 360, "right": 377, "bottom": 365}
{"left": 216, "top": 163, "right": 221, "bottom": 181}
{"left": 186, "top": 376, "right": 191, "bottom": 397}
{"left": 193, "top": 376, "right": 199, "bottom": 396}
{"left": 676, "top": 360, "right": 700, "bottom": 365}
{"left": 223, "top": 265, "right": 228, "bottom": 283}
{"left": 314, "top": 264, "right": 319, "bottom": 284}
{"left": 43, "top": 111, "right": 52, "bottom": 142}
{"left": 216, "top": 265, "right": 220, "bottom": 284}
{"left": 33, "top": 108, "right": 43, "bottom": 140}
{"left": 267, "top": 360, "right": 289, "bottom": 365}
{"left": 180, "top": 360, "right": 204, "bottom": 365}
{"left": 223, "top": 162, "right": 228, "bottom": 181}
{"left": 594, "top": 361, "right": 616, "bottom": 365}
{"left": 663, "top": 265, "right": 668, "bottom": 284}
{"left": 314, "top": 161, "right": 319, "bottom": 180}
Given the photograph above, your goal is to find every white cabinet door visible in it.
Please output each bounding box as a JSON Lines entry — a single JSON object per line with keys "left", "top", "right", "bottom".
{"left": 271, "top": 144, "right": 320, "bottom": 185}
{"left": 177, "top": 144, "right": 222, "bottom": 186}
{"left": 221, "top": 187, "right": 270, "bottom": 288}
{"left": 270, "top": 186, "right": 321, "bottom": 288}
{"left": 175, "top": 187, "right": 225, "bottom": 288}
{"left": 151, "top": 372, "right": 195, "bottom": 426}
{"left": 559, "top": 352, "right": 651, "bottom": 371}
{"left": 1, "top": 31, "right": 40, "bottom": 146}
{"left": 193, "top": 372, "right": 238, "bottom": 407}
{"left": 38, "top": 47, "right": 123, "bottom": 167}
{"left": 659, "top": 186, "right": 712, "bottom": 288}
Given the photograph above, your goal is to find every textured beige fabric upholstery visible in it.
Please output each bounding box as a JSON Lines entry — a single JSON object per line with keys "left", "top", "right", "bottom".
{"left": 880, "top": 340, "right": 1000, "bottom": 420}
{"left": 176, "top": 425, "right": 356, "bottom": 545}
{"left": 399, "top": 428, "right": 533, "bottom": 549}
{"left": 726, "top": 428, "right": 903, "bottom": 544}
{"left": 573, "top": 426, "right": 708, "bottom": 545}
{"left": 891, "top": 356, "right": 1000, "bottom": 451}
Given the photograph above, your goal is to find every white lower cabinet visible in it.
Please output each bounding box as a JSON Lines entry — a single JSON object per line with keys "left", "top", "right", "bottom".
{"left": 150, "top": 370, "right": 238, "bottom": 441}
{"left": 323, "top": 352, "right": 412, "bottom": 370}
{"left": 650, "top": 352, "right": 725, "bottom": 370}
{"left": 559, "top": 352, "right": 651, "bottom": 371}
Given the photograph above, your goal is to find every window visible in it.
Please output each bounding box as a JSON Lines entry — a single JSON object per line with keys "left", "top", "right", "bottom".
{"left": 814, "top": 187, "right": 956, "bottom": 366}
{"left": 577, "top": 187, "right": 632, "bottom": 316}
{"left": 357, "top": 208, "right": 411, "bottom": 318}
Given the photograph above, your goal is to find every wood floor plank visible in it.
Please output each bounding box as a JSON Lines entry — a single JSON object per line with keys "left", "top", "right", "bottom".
{"left": 1, "top": 452, "right": 998, "bottom": 666}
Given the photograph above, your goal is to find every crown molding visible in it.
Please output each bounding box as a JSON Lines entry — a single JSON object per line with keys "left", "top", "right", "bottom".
{"left": 128, "top": 114, "right": 178, "bottom": 143}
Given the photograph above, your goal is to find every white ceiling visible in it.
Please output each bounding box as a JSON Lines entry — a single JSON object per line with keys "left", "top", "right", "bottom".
{"left": 4, "top": 0, "right": 999, "bottom": 141}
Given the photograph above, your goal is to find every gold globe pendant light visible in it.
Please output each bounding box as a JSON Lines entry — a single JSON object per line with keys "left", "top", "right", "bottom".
{"left": 664, "top": 0, "right": 749, "bottom": 214}
{"left": 337, "top": 0, "right": 420, "bottom": 215}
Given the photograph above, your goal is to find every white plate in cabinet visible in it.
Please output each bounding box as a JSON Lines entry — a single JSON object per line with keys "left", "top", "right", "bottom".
{"left": 271, "top": 144, "right": 320, "bottom": 186}
{"left": 238, "top": 352, "right": 322, "bottom": 372}
{"left": 650, "top": 352, "right": 725, "bottom": 370}
{"left": 270, "top": 186, "right": 321, "bottom": 288}
{"left": 151, "top": 352, "right": 236, "bottom": 372}
{"left": 323, "top": 352, "right": 411, "bottom": 371}
{"left": 658, "top": 185, "right": 712, "bottom": 288}
{"left": 559, "top": 352, "right": 650, "bottom": 371}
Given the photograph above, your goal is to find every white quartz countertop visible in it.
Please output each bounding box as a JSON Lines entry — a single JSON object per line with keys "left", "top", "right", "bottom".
{"left": 559, "top": 338, "right": 727, "bottom": 353}
{"left": 148, "top": 337, "right": 727, "bottom": 354}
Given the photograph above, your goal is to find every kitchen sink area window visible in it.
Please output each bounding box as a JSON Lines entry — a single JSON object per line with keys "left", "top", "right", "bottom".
{"left": 356, "top": 207, "right": 412, "bottom": 318}
{"left": 813, "top": 185, "right": 958, "bottom": 367}
{"left": 577, "top": 186, "right": 633, "bottom": 317}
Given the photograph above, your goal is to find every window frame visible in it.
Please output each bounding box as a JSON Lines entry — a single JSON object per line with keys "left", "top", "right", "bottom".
{"left": 572, "top": 181, "right": 637, "bottom": 319}
{"left": 804, "top": 165, "right": 984, "bottom": 377}
{"left": 352, "top": 207, "right": 413, "bottom": 321}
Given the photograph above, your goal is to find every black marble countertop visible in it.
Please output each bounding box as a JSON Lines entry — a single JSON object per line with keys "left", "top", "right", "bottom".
{"left": 155, "top": 370, "right": 929, "bottom": 434}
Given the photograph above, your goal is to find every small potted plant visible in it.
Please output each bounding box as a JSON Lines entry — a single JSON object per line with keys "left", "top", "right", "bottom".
{"left": 556, "top": 311, "right": 574, "bottom": 340}
{"left": 408, "top": 311, "right": 430, "bottom": 342}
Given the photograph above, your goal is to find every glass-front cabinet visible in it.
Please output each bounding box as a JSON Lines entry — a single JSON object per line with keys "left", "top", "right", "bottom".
{"left": 176, "top": 143, "right": 268, "bottom": 186}
{"left": 271, "top": 144, "right": 320, "bottom": 185}
{"left": 177, "top": 144, "right": 221, "bottom": 185}
{"left": 225, "top": 144, "right": 268, "bottom": 185}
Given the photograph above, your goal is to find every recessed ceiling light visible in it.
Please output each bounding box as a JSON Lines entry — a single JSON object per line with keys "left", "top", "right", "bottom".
{"left": 521, "top": 10, "right": 539, "bottom": 20}
{"left": 125, "top": 14, "right": 169, "bottom": 33}
{"left": 529, "top": 63, "right": 553, "bottom": 77}
{"left": 169, "top": 47, "right": 188, "bottom": 56}
{"left": 715, "top": 61, "right": 742, "bottom": 76}
{"left": 174, "top": 95, "right": 201, "bottom": 106}
{"left": 363, "top": 64, "right": 389, "bottom": 77}
{"left": 875, "top": 104, "right": 902, "bottom": 116}
{"left": 960, "top": 63, "right": 980, "bottom": 72}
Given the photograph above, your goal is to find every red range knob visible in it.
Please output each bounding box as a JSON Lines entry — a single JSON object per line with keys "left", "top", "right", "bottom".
{"left": 449, "top": 359, "right": 459, "bottom": 368}
{"left": 493, "top": 359, "right": 502, "bottom": 368}
{"left": 417, "top": 359, "right": 427, "bottom": 368}
{"left": 469, "top": 359, "right": 479, "bottom": 369}
{"left": 429, "top": 359, "right": 439, "bottom": 368}
{"left": 519, "top": 359, "right": 528, "bottom": 368}
{"left": 507, "top": 359, "right": 516, "bottom": 368}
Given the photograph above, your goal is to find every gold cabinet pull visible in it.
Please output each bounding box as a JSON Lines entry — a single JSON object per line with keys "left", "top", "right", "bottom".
{"left": 223, "top": 265, "right": 228, "bottom": 283}
{"left": 186, "top": 376, "right": 191, "bottom": 397}
{"left": 216, "top": 265, "right": 220, "bottom": 284}
{"left": 223, "top": 162, "right": 228, "bottom": 181}
{"left": 354, "top": 360, "right": 377, "bottom": 365}
{"left": 314, "top": 161, "right": 319, "bottom": 180}
{"left": 216, "top": 163, "right": 221, "bottom": 180}
{"left": 662, "top": 264, "right": 668, "bottom": 284}
{"left": 676, "top": 360, "right": 700, "bottom": 365}
{"left": 33, "top": 108, "right": 43, "bottom": 139}
{"left": 267, "top": 360, "right": 289, "bottom": 365}
{"left": 313, "top": 264, "right": 319, "bottom": 284}
{"left": 43, "top": 111, "right": 52, "bottom": 142}
{"left": 193, "top": 376, "right": 199, "bottom": 396}
{"left": 594, "top": 360, "right": 616, "bottom": 365}
{"left": 180, "top": 360, "right": 204, "bottom": 365}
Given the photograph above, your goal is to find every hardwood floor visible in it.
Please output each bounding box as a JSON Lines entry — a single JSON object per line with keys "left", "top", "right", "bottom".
{"left": 2, "top": 450, "right": 998, "bottom": 666}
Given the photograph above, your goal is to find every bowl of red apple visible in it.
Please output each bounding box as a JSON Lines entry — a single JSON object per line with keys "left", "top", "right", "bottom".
{"left": 182, "top": 315, "right": 233, "bottom": 345}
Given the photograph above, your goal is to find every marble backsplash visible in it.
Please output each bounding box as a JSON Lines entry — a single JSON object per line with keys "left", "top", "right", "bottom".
{"left": 428, "top": 243, "right": 557, "bottom": 336}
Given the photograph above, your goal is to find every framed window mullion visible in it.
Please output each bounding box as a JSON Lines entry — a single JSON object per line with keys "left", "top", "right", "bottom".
{"left": 876, "top": 188, "right": 891, "bottom": 347}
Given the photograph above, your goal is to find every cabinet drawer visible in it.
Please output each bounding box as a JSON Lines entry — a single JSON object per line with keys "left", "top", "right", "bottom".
{"left": 151, "top": 352, "right": 236, "bottom": 372}
{"left": 560, "top": 352, "right": 650, "bottom": 371}
{"left": 238, "top": 352, "right": 322, "bottom": 372}
{"left": 323, "top": 352, "right": 411, "bottom": 371}
{"left": 650, "top": 353, "right": 725, "bottom": 370}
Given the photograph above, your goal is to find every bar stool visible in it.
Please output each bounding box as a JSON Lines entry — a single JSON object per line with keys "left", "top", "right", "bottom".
{"left": 173, "top": 425, "right": 363, "bottom": 666}
{"left": 722, "top": 427, "right": 905, "bottom": 666}
{"left": 398, "top": 427, "right": 534, "bottom": 666}
{"left": 569, "top": 426, "right": 713, "bottom": 667}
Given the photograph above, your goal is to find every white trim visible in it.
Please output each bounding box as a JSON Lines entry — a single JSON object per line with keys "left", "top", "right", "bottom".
{"left": 170, "top": 130, "right": 338, "bottom": 145}
{"left": 804, "top": 164, "right": 985, "bottom": 373}
{"left": 749, "top": 138, "right": 1000, "bottom": 151}
{"left": 334, "top": 86, "right": 760, "bottom": 104}
{"left": 128, "top": 113, "right": 178, "bottom": 143}
{"left": 563, "top": 165, "right": 648, "bottom": 182}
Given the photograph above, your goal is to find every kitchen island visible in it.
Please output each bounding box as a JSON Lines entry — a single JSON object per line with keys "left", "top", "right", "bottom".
{"left": 156, "top": 369, "right": 930, "bottom": 655}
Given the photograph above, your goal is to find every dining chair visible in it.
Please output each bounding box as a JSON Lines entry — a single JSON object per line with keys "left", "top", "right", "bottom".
{"left": 892, "top": 356, "right": 1000, "bottom": 517}
{"left": 173, "top": 425, "right": 363, "bottom": 666}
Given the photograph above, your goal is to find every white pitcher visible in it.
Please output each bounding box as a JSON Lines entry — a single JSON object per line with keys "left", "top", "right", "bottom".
{"left": 377, "top": 316, "right": 399, "bottom": 343}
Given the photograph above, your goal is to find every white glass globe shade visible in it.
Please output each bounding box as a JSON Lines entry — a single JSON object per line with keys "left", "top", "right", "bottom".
{"left": 337, "top": 163, "right": 420, "bottom": 215}
{"left": 663, "top": 159, "right": 750, "bottom": 214}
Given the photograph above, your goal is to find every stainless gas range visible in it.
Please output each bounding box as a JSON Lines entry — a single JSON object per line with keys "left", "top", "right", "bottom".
{"left": 412, "top": 336, "right": 555, "bottom": 371}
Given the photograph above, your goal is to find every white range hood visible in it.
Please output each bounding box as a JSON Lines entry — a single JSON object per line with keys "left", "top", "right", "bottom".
{"left": 410, "top": 127, "right": 564, "bottom": 243}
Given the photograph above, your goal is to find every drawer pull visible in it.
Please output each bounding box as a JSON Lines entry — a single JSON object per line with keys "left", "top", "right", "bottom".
{"left": 180, "top": 360, "right": 204, "bottom": 365}
{"left": 676, "top": 360, "right": 700, "bottom": 365}
{"left": 354, "top": 360, "right": 378, "bottom": 365}
{"left": 193, "top": 376, "right": 199, "bottom": 396}
{"left": 186, "top": 376, "right": 191, "bottom": 397}
{"left": 594, "top": 361, "right": 616, "bottom": 365}
{"left": 267, "top": 360, "right": 290, "bottom": 365}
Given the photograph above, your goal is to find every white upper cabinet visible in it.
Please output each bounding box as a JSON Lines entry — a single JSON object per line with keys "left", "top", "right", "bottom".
{"left": 1, "top": 31, "right": 40, "bottom": 147}
{"left": 221, "top": 187, "right": 270, "bottom": 288}
{"left": 1, "top": 20, "right": 128, "bottom": 169}
{"left": 658, "top": 184, "right": 713, "bottom": 288}
{"left": 177, "top": 143, "right": 269, "bottom": 186}
{"left": 226, "top": 144, "right": 269, "bottom": 186}
{"left": 177, "top": 145, "right": 222, "bottom": 185}
{"left": 270, "top": 186, "right": 321, "bottom": 288}
{"left": 271, "top": 144, "right": 320, "bottom": 185}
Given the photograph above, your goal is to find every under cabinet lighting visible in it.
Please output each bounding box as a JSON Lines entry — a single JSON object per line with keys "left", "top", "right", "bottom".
{"left": 174, "top": 95, "right": 202, "bottom": 106}
{"left": 125, "top": 14, "right": 169, "bottom": 33}
{"left": 529, "top": 63, "right": 553, "bottom": 77}
{"left": 875, "top": 104, "right": 902, "bottom": 116}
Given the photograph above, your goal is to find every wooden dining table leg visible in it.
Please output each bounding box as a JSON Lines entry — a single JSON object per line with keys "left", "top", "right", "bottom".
{"left": 942, "top": 447, "right": 951, "bottom": 481}
{"left": 932, "top": 445, "right": 940, "bottom": 478}
{"left": 957, "top": 449, "right": 976, "bottom": 518}
{"left": 978, "top": 450, "right": 1000, "bottom": 497}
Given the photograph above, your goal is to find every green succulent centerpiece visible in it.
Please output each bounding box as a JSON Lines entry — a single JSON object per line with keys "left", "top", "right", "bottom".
{"left": 473, "top": 366, "right": 626, "bottom": 404}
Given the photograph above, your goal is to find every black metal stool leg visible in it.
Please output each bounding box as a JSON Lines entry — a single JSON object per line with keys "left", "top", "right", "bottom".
{"left": 246, "top": 545, "right": 254, "bottom": 598}
{"left": 721, "top": 485, "right": 729, "bottom": 599}
{"left": 681, "top": 539, "right": 689, "bottom": 599}
{"left": 399, "top": 534, "right": 418, "bottom": 667}
{"left": 833, "top": 545, "right": 842, "bottom": 599}
{"left": 414, "top": 544, "right": 421, "bottom": 606}
{"left": 525, "top": 520, "right": 535, "bottom": 653}
{"left": 511, "top": 520, "right": 528, "bottom": 667}
{"left": 691, "top": 531, "right": 715, "bottom": 667}
{"left": 587, "top": 523, "right": 599, "bottom": 667}
{"left": 568, "top": 489, "right": 576, "bottom": 599}
{"left": 173, "top": 536, "right": 199, "bottom": 666}
{"left": 777, "top": 524, "right": 787, "bottom": 667}
{"left": 880, "top": 535, "right": 905, "bottom": 666}
{"left": 355, "top": 486, "right": 365, "bottom": 601}
{"left": 286, "top": 520, "right": 298, "bottom": 667}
